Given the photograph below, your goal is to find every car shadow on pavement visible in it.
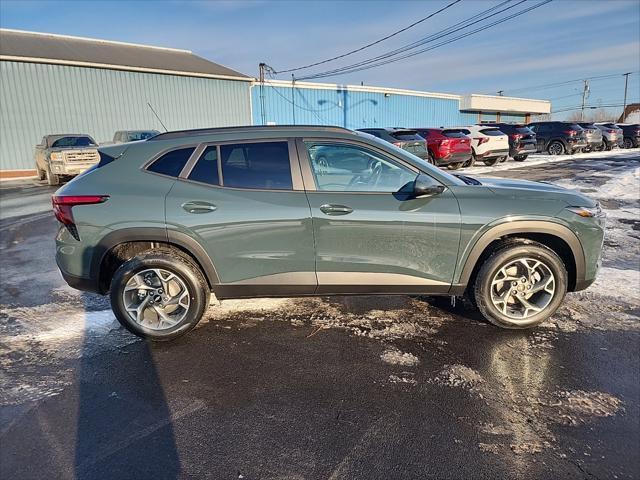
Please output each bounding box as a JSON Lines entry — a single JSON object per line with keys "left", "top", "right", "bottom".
{"left": 73, "top": 293, "right": 182, "bottom": 480}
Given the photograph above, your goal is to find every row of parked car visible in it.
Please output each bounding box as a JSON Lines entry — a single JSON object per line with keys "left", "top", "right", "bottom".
{"left": 34, "top": 130, "right": 159, "bottom": 185}
{"left": 357, "top": 121, "right": 640, "bottom": 170}
{"left": 35, "top": 122, "right": 639, "bottom": 185}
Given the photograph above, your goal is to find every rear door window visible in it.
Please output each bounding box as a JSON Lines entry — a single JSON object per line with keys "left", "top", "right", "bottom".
{"left": 188, "top": 146, "right": 219, "bottom": 185}
{"left": 147, "top": 147, "right": 195, "bottom": 177}
{"left": 220, "top": 141, "right": 292, "bottom": 190}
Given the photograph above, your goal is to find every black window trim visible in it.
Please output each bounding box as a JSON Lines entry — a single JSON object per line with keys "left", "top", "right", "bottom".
{"left": 175, "top": 138, "right": 305, "bottom": 192}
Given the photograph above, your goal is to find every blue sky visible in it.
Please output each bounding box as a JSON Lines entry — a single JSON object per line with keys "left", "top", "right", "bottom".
{"left": 1, "top": 0, "right": 639, "bottom": 117}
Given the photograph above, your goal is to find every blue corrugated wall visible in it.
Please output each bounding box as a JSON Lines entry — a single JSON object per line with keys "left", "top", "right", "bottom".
{"left": 251, "top": 84, "right": 468, "bottom": 129}
{"left": 0, "top": 61, "right": 252, "bottom": 171}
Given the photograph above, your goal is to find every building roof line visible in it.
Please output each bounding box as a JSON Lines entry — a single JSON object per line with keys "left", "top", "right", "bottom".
{"left": 0, "top": 56, "right": 253, "bottom": 82}
{"left": 0, "top": 28, "right": 192, "bottom": 54}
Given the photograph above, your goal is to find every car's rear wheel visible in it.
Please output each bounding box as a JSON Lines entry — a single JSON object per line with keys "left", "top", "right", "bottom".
{"left": 428, "top": 151, "right": 436, "bottom": 165}
{"left": 447, "top": 162, "right": 463, "bottom": 170}
{"left": 474, "top": 241, "right": 567, "bottom": 329}
{"left": 483, "top": 157, "right": 499, "bottom": 166}
{"left": 110, "top": 250, "right": 210, "bottom": 341}
{"left": 513, "top": 154, "right": 528, "bottom": 162}
{"left": 36, "top": 164, "right": 46, "bottom": 181}
{"left": 623, "top": 137, "right": 633, "bottom": 149}
{"left": 45, "top": 164, "right": 60, "bottom": 186}
{"left": 547, "top": 141, "right": 564, "bottom": 156}
{"left": 463, "top": 152, "right": 475, "bottom": 168}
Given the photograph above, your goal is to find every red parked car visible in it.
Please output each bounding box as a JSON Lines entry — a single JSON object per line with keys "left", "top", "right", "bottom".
{"left": 414, "top": 128, "right": 472, "bottom": 169}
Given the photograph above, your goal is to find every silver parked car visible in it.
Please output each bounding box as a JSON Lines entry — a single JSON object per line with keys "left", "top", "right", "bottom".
{"left": 577, "top": 123, "right": 604, "bottom": 152}
{"left": 594, "top": 123, "right": 623, "bottom": 151}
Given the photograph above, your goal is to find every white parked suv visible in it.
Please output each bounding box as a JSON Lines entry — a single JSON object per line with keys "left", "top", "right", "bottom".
{"left": 451, "top": 126, "right": 510, "bottom": 166}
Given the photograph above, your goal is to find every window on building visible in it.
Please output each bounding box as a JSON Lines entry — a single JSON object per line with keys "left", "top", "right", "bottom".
{"left": 147, "top": 147, "right": 194, "bottom": 177}
{"left": 220, "top": 141, "right": 292, "bottom": 190}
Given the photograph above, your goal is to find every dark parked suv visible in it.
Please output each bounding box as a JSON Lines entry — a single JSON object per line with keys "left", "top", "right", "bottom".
{"left": 480, "top": 123, "right": 537, "bottom": 161}
{"left": 356, "top": 128, "right": 430, "bottom": 162}
{"left": 526, "top": 122, "right": 588, "bottom": 155}
{"left": 616, "top": 124, "right": 640, "bottom": 149}
{"left": 54, "top": 125, "right": 605, "bottom": 341}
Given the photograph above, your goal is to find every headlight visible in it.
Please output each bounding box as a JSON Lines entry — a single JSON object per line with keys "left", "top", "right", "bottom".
{"left": 50, "top": 152, "right": 63, "bottom": 162}
{"left": 567, "top": 204, "right": 605, "bottom": 218}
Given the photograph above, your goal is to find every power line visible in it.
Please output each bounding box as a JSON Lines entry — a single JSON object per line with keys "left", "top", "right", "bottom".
{"left": 299, "top": 0, "right": 550, "bottom": 80}
{"left": 296, "top": 0, "right": 516, "bottom": 79}
{"left": 275, "top": 0, "right": 462, "bottom": 74}
{"left": 499, "top": 71, "right": 639, "bottom": 95}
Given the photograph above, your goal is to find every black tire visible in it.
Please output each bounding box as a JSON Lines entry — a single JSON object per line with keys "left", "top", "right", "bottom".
{"left": 595, "top": 142, "right": 605, "bottom": 152}
{"left": 499, "top": 156, "right": 507, "bottom": 163}
{"left": 473, "top": 240, "right": 568, "bottom": 329}
{"left": 110, "top": 249, "right": 210, "bottom": 341}
{"left": 604, "top": 140, "right": 612, "bottom": 151}
{"left": 547, "top": 140, "right": 565, "bottom": 156}
{"left": 45, "top": 164, "right": 60, "bottom": 186}
{"left": 623, "top": 137, "right": 633, "bottom": 149}
{"left": 36, "top": 164, "right": 46, "bottom": 180}
{"left": 463, "top": 152, "right": 475, "bottom": 168}
{"left": 428, "top": 151, "right": 436, "bottom": 165}
{"left": 447, "top": 162, "right": 463, "bottom": 170}
{"left": 483, "top": 157, "right": 499, "bottom": 166}
{"left": 513, "top": 154, "right": 528, "bottom": 162}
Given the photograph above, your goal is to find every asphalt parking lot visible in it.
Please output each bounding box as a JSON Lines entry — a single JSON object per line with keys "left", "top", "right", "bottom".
{"left": 1, "top": 149, "right": 639, "bottom": 480}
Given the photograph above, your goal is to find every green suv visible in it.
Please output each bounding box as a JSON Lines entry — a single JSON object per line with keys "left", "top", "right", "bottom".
{"left": 53, "top": 126, "right": 605, "bottom": 340}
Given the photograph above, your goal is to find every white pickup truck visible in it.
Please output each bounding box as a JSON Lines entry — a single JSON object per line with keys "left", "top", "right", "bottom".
{"left": 34, "top": 134, "right": 100, "bottom": 185}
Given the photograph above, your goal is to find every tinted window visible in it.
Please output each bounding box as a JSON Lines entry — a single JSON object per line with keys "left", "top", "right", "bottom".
{"left": 51, "top": 136, "right": 96, "bottom": 148}
{"left": 515, "top": 126, "right": 533, "bottom": 134}
{"left": 306, "top": 142, "right": 416, "bottom": 192}
{"left": 220, "top": 141, "right": 292, "bottom": 190}
{"left": 148, "top": 147, "right": 194, "bottom": 177}
{"left": 442, "top": 130, "right": 468, "bottom": 138}
{"left": 391, "top": 131, "right": 422, "bottom": 141}
{"left": 480, "top": 128, "right": 505, "bottom": 136}
{"left": 188, "top": 146, "right": 219, "bottom": 185}
{"left": 127, "top": 131, "right": 159, "bottom": 141}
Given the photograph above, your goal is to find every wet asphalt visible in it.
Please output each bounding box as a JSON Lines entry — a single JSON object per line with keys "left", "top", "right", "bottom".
{"left": 0, "top": 151, "right": 639, "bottom": 480}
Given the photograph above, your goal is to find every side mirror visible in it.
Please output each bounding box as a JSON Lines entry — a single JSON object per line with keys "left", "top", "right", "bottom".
{"left": 412, "top": 175, "right": 446, "bottom": 198}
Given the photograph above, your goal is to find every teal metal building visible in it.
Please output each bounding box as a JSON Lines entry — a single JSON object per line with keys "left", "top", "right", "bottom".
{"left": 0, "top": 29, "right": 252, "bottom": 176}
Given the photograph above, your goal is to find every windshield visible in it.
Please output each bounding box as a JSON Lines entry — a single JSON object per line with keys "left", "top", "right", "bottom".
{"left": 51, "top": 136, "right": 96, "bottom": 148}
{"left": 354, "top": 131, "right": 466, "bottom": 186}
{"left": 127, "top": 131, "right": 159, "bottom": 141}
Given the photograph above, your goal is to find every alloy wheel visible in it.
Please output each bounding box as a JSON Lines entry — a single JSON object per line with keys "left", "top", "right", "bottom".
{"left": 489, "top": 258, "right": 555, "bottom": 324}
{"left": 122, "top": 268, "right": 191, "bottom": 330}
{"left": 548, "top": 142, "right": 563, "bottom": 156}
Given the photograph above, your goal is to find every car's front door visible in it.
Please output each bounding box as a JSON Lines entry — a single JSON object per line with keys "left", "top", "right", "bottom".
{"left": 298, "top": 139, "right": 461, "bottom": 294}
{"left": 165, "top": 139, "right": 316, "bottom": 296}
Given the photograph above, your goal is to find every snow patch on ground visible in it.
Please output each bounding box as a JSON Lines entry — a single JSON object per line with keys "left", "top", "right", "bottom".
{"left": 388, "top": 374, "right": 417, "bottom": 385}
{"left": 380, "top": 349, "right": 419, "bottom": 366}
{"left": 429, "top": 364, "right": 484, "bottom": 390}
{"left": 539, "top": 390, "right": 624, "bottom": 426}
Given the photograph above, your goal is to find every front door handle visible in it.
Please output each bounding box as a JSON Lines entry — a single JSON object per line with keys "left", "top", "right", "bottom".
{"left": 319, "top": 204, "right": 353, "bottom": 216}
{"left": 182, "top": 201, "right": 217, "bottom": 214}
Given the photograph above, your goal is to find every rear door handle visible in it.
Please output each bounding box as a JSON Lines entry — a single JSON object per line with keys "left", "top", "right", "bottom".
{"left": 182, "top": 201, "right": 217, "bottom": 214}
{"left": 319, "top": 204, "right": 353, "bottom": 216}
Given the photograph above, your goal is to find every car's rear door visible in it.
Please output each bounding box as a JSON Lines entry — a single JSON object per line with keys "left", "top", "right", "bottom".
{"left": 165, "top": 139, "right": 316, "bottom": 296}
{"left": 298, "top": 138, "right": 461, "bottom": 294}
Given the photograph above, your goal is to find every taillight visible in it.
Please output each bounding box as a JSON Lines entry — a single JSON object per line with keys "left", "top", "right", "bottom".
{"left": 52, "top": 195, "right": 109, "bottom": 239}
{"left": 474, "top": 137, "right": 489, "bottom": 145}
{"left": 510, "top": 133, "right": 523, "bottom": 141}
{"left": 438, "top": 139, "right": 450, "bottom": 146}
{"left": 607, "top": 129, "right": 616, "bottom": 133}
{"left": 563, "top": 130, "right": 577, "bottom": 136}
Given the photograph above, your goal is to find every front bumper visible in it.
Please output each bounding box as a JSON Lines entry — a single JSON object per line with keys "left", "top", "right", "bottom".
{"left": 50, "top": 162, "right": 98, "bottom": 176}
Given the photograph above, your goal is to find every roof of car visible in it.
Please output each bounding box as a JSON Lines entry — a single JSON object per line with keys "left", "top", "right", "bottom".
{"left": 150, "top": 125, "right": 355, "bottom": 141}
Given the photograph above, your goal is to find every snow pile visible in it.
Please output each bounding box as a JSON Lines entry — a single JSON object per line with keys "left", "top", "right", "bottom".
{"left": 380, "top": 348, "right": 419, "bottom": 366}
{"left": 429, "top": 364, "right": 484, "bottom": 390}
{"left": 539, "top": 390, "right": 624, "bottom": 426}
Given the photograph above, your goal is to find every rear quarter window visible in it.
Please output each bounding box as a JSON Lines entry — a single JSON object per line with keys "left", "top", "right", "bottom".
{"left": 147, "top": 147, "right": 195, "bottom": 177}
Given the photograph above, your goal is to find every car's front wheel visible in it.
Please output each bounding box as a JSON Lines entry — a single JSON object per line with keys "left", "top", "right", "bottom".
{"left": 447, "top": 162, "right": 463, "bottom": 170}
{"left": 513, "top": 154, "right": 528, "bottom": 161}
{"left": 483, "top": 157, "right": 499, "bottom": 166}
{"left": 45, "top": 164, "right": 60, "bottom": 186}
{"left": 473, "top": 240, "right": 567, "bottom": 329}
{"left": 110, "top": 249, "right": 210, "bottom": 341}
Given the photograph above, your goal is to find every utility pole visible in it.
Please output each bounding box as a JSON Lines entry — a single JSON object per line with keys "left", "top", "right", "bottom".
{"left": 622, "top": 72, "right": 631, "bottom": 121}
{"left": 580, "top": 79, "right": 589, "bottom": 121}
{"left": 291, "top": 74, "right": 296, "bottom": 125}
{"left": 259, "top": 63, "right": 266, "bottom": 125}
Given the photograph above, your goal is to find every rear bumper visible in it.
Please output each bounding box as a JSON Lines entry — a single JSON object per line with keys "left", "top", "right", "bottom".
{"left": 476, "top": 149, "right": 509, "bottom": 159}
{"left": 57, "top": 261, "right": 100, "bottom": 293}
{"left": 435, "top": 152, "right": 472, "bottom": 166}
{"left": 511, "top": 143, "right": 536, "bottom": 155}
